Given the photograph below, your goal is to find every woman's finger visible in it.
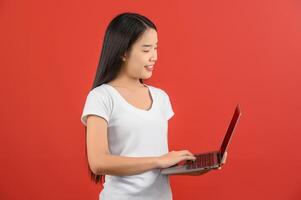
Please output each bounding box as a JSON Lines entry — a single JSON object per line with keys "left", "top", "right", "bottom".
{"left": 187, "top": 150, "right": 194, "bottom": 157}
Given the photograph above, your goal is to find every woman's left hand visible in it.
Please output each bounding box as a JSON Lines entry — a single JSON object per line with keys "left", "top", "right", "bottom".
{"left": 218, "top": 151, "right": 228, "bottom": 170}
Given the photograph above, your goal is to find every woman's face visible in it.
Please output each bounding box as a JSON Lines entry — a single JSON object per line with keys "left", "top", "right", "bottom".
{"left": 121, "top": 28, "right": 158, "bottom": 80}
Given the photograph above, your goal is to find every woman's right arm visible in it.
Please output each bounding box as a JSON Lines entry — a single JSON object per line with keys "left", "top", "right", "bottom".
{"left": 86, "top": 115, "right": 196, "bottom": 176}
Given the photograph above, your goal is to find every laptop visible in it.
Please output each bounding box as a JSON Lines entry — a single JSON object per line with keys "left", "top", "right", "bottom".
{"left": 160, "top": 104, "right": 242, "bottom": 175}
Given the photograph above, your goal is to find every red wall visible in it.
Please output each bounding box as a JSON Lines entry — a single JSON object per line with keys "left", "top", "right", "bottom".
{"left": 1, "top": 0, "right": 300, "bottom": 199}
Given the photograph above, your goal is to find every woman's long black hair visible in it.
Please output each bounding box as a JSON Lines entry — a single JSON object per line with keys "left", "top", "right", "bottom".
{"left": 85, "top": 12, "right": 157, "bottom": 184}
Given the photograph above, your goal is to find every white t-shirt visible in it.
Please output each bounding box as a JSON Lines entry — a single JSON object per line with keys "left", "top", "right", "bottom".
{"left": 81, "top": 83, "right": 175, "bottom": 200}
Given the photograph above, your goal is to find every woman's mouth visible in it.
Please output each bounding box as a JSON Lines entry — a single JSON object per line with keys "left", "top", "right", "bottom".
{"left": 145, "top": 65, "right": 154, "bottom": 71}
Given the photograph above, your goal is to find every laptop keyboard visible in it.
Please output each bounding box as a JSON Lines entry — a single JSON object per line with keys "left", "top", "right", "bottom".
{"left": 186, "top": 153, "right": 216, "bottom": 169}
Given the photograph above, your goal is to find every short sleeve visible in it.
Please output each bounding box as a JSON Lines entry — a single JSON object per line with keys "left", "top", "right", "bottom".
{"left": 162, "top": 90, "right": 175, "bottom": 121}
{"left": 80, "top": 89, "right": 112, "bottom": 126}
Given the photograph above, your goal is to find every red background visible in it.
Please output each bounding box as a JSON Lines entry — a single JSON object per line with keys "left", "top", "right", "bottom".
{"left": 1, "top": 0, "right": 300, "bottom": 199}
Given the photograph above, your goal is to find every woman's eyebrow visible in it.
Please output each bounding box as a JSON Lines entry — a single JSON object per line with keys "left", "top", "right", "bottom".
{"left": 141, "top": 42, "right": 158, "bottom": 47}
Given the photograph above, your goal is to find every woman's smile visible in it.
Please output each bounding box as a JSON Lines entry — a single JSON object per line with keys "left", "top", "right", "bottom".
{"left": 145, "top": 65, "right": 154, "bottom": 71}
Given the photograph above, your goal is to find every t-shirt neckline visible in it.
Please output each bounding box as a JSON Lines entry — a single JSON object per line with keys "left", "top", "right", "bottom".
{"left": 103, "top": 83, "right": 155, "bottom": 113}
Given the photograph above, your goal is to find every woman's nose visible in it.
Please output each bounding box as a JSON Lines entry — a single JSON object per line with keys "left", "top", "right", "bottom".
{"left": 150, "top": 58, "right": 156, "bottom": 62}
{"left": 151, "top": 53, "right": 157, "bottom": 62}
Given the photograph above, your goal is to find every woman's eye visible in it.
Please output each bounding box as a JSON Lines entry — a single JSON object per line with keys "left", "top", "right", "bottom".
{"left": 143, "top": 48, "right": 157, "bottom": 53}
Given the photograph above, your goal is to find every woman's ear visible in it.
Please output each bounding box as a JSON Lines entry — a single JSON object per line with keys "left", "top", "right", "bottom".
{"left": 121, "top": 52, "right": 127, "bottom": 61}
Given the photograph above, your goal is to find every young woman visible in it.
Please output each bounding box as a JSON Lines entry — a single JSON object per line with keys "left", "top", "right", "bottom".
{"left": 81, "top": 12, "right": 227, "bottom": 200}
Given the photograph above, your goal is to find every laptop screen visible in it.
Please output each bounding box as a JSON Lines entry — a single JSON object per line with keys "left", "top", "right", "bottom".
{"left": 219, "top": 104, "right": 242, "bottom": 159}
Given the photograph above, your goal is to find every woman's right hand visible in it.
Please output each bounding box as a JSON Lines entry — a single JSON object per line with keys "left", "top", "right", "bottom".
{"left": 157, "top": 150, "right": 196, "bottom": 169}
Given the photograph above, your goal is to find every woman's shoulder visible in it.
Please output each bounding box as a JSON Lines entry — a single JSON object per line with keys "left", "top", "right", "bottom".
{"left": 85, "top": 84, "right": 112, "bottom": 102}
{"left": 90, "top": 84, "right": 110, "bottom": 95}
